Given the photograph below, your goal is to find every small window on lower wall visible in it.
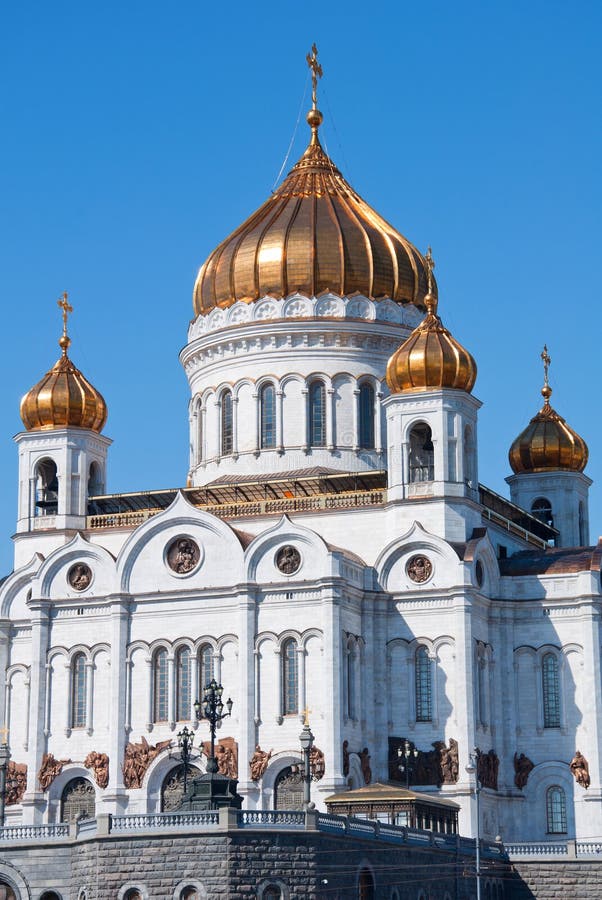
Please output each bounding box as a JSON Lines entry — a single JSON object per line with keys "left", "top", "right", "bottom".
{"left": 40, "top": 894, "right": 62, "bottom": 900}
{"left": 546, "top": 785, "right": 567, "bottom": 833}
{"left": 257, "top": 882, "right": 288, "bottom": 899}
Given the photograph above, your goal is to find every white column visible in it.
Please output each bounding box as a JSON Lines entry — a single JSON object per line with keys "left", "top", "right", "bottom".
{"left": 0, "top": 622, "right": 10, "bottom": 731}
{"left": 145, "top": 657, "right": 153, "bottom": 731}
{"left": 237, "top": 593, "right": 256, "bottom": 801}
{"left": 24, "top": 600, "right": 50, "bottom": 824}
{"left": 581, "top": 607, "right": 602, "bottom": 806}
{"left": 375, "top": 390, "right": 383, "bottom": 454}
{"left": 298, "top": 645, "right": 307, "bottom": 722}
{"left": 274, "top": 647, "right": 283, "bottom": 724}
{"left": 85, "top": 660, "right": 94, "bottom": 736}
{"left": 302, "top": 389, "right": 309, "bottom": 452}
{"left": 252, "top": 391, "right": 260, "bottom": 452}
{"left": 23, "top": 674, "right": 31, "bottom": 751}
{"left": 317, "top": 584, "right": 346, "bottom": 798}
{"left": 105, "top": 599, "right": 130, "bottom": 810}
{"left": 453, "top": 595, "right": 478, "bottom": 837}
{"left": 253, "top": 649, "right": 261, "bottom": 726}
{"left": 190, "top": 654, "right": 199, "bottom": 725}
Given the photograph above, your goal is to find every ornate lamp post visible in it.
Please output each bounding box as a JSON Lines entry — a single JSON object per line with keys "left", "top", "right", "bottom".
{"left": 194, "top": 679, "right": 233, "bottom": 774}
{"left": 299, "top": 712, "right": 315, "bottom": 810}
{"left": 397, "top": 739, "right": 419, "bottom": 790}
{"left": 466, "top": 748, "right": 482, "bottom": 900}
{"left": 177, "top": 725, "right": 194, "bottom": 798}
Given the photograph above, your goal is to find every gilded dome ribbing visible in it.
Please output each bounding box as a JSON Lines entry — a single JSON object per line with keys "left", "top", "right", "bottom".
{"left": 193, "top": 99, "right": 435, "bottom": 315}
{"left": 385, "top": 251, "right": 477, "bottom": 394}
{"left": 20, "top": 295, "right": 107, "bottom": 433}
{"left": 508, "top": 346, "right": 587, "bottom": 474}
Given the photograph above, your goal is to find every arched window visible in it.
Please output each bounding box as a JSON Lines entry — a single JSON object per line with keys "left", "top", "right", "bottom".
{"left": 71, "top": 653, "right": 87, "bottom": 728}
{"left": 464, "top": 424, "right": 474, "bottom": 486}
{"left": 358, "top": 867, "right": 375, "bottom": 900}
{"left": 176, "top": 647, "right": 191, "bottom": 722}
{"left": 415, "top": 646, "right": 432, "bottom": 722}
{"left": 282, "top": 639, "right": 298, "bottom": 715}
{"left": 35, "top": 457, "right": 58, "bottom": 516}
{"left": 408, "top": 424, "right": 434, "bottom": 482}
{"left": 359, "top": 383, "right": 375, "bottom": 449}
{"left": 531, "top": 497, "right": 554, "bottom": 528}
{"left": 262, "top": 888, "right": 282, "bottom": 900}
{"left": 161, "top": 764, "right": 202, "bottom": 812}
{"left": 87, "top": 461, "right": 103, "bottom": 496}
{"left": 579, "top": 501, "right": 586, "bottom": 545}
{"left": 546, "top": 785, "right": 567, "bottom": 833}
{"left": 260, "top": 383, "right": 276, "bottom": 449}
{"left": 61, "top": 777, "right": 95, "bottom": 822}
{"left": 274, "top": 766, "right": 304, "bottom": 810}
{"left": 221, "top": 390, "right": 233, "bottom": 455}
{"left": 0, "top": 884, "right": 16, "bottom": 900}
{"left": 40, "top": 894, "right": 62, "bottom": 900}
{"left": 346, "top": 644, "right": 355, "bottom": 719}
{"left": 542, "top": 653, "right": 560, "bottom": 728}
{"left": 199, "top": 644, "right": 214, "bottom": 693}
{"left": 153, "top": 648, "right": 169, "bottom": 723}
{"left": 123, "top": 891, "right": 143, "bottom": 900}
{"left": 308, "top": 381, "right": 326, "bottom": 447}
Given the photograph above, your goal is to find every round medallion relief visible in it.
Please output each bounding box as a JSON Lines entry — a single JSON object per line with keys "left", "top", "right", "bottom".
{"left": 406, "top": 555, "right": 433, "bottom": 584}
{"left": 166, "top": 537, "right": 201, "bottom": 575}
{"left": 276, "top": 545, "right": 301, "bottom": 575}
{"left": 68, "top": 563, "right": 92, "bottom": 592}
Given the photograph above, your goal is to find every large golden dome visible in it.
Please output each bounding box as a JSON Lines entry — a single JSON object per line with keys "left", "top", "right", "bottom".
{"left": 193, "top": 89, "right": 434, "bottom": 315}
{"left": 386, "top": 252, "right": 477, "bottom": 394}
{"left": 20, "top": 294, "right": 107, "bottom": 434}
{"left": 508, "top": 347, "right": 587, "bottom": 475}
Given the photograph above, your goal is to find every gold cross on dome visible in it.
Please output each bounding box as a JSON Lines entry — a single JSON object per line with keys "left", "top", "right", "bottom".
{"left": 541, "top": 344, "right": 551, "bottom": 387}
{"left": 0, "top": 725, "right": 9, "bottom": 745}
{"left": 425, "top": 246, "right": 435, "bottom": 294}
{"left": 302, "top": 705, "right": 312, "bottom": 727}
{"left": 58, "top": 291, "right": 73, "bottom": 339}
{"left": 306, "top": 43, "right": 323, "bottom": 109}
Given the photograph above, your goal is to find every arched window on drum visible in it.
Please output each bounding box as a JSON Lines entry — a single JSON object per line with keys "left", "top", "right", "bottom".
{"left": 260, "top": 383, "right": 276, "bottom": 449}
{"left": 221, "top": 390, "right": 233, "bottom": 456}
{"left": 358, "top": 383, "right": 375, "bottom": 449}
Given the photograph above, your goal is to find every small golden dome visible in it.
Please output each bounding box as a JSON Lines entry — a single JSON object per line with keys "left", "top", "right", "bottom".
{"left": 20, "top": 294, "right": 107, "bottom": 433}
{"left": 385, "top": 250, "right": 477, "bottom": 394}
{"left": 508, "top": 346, "right": 587, "bottom": 474}
{"left": 193, "top": 47, "right": 434, "bottom": 316}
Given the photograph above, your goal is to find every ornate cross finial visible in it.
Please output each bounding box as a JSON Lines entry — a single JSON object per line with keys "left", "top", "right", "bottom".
{"left": 306, "top": 43, "right": 323, "bottom": 110}
{"left": 57, "top": 291, "right": 73, "bottom": 355}
{"left": 0, "top": 725, "right": 9, "bottom": 745}
{"left": 302, "top": 705, "right": 312, "bottom": 727}
{"left": 425, "top": 246, "right": 435, "bottom": 294}
{"left": 540, "top": 344, "right": 552, "bottom": 404}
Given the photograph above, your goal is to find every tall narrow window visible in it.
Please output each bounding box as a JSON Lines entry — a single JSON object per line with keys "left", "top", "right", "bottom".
{"left": 71, "top": 653, "right": 87, "bottom": 728}
{"left": 221, "top": 390, "right": 233, "bottom": 455}
{"left": 308, "top": 381, "right": 326, "bottom": 447}
{"left": 199, "top": 644, "right": 214, "bottom": 693}
{"left": 282, "top": 639, "right": 298, "bottom": 714}
{"left": 579, "top": 502, "right": 586, "bottom": 546}
{"left": 359, "top": 383, "right": 375, "bottom": 449}
{"left": 346, "top": 646, "right": 355, "bottom": 719}
{"left": 176, "top": 646, "right": 191, "bottom": 721}
{"left": 260, "top": 383, "right": 276, "bottom": 449}
{"left": 408, "top": 424, "right": 434, "bottom": 482}
{"left": 153, "top": 648, "right": 169, "bottom": 723}
{"left": 415, "top": 646, "right": 432, "bottom": 722}
{"left": 546, "top": 786, "right": 567, "bottom": 833}
{"left": 35, "top": 458, "right": 58, "bottom": 516}
{"left": 87, "top": 461, "right": 103, "bottom": 496}
{"left": 542, "top": 653, "right": 560, "bottom": 727}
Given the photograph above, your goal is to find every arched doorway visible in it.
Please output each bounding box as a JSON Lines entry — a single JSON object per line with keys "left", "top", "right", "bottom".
{"left": 60, "top": 777, "right": 95, "bottom": 822}
{"left": 358, "top": 867, "right": 374, "bottom": 899}
{"left": 273, "top": 766, "right": 304, "bottom": 810}
{"left": 161, "top": 764, "right": 202, "bottom": 812}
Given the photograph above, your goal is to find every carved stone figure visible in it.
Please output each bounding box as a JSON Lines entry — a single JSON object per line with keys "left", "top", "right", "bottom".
{"left": 477, "top": 748, "right": 499, "bottom": 791}
{"left": 513, "top": 752, "right": 535, "bottom": 790}
{"left": 122, "top": 736, "right": 172, "bottom": 789}
{"left": 249, "top": 745, "right": 272, "bottom": 782}
{"left": 310, "top": 745, "right": 325, "bottom": 781}
{"left": 388, "top": 736, "right": 459, "bottom": 787}
{"left": 38, "top": 753, "right": 72, "bottom": 791}
{"left": 359, "top": 747, "right": 371, "bottom": 785}
{"left": 68, "top": 563, "right": 92, "bottom": 591}
{"left": 276, "top": 545, "right": 301, "bottom": 575}
{"left": 437, "top": 738, "right": 459, "bottom": 785}
{"left": 84, "top": 751, "right": 109, "bottom": 789}
{"left": 570, "top": 750, "right": 590, "bottom": 789}
{"left": 167, "top": 537, "right": 200, "bottom": 574}
{"left": 342, "top": 739, "right": 350, "bottom": 777}
{"left": 406, "top": 555, "right": 432, "bottom": 583}
{"left": 203, "top": 736, "right": 238, "bottom": 778}
{"left": 5, "top": 761, "right": 27, "bottom": 805}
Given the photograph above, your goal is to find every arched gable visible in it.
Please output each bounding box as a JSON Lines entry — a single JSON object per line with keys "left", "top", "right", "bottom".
{"left": 375, "top": 521, "right": 463, "bottom": 592}
{"left": 245, "top": 515, "right": 331, "bottom": 583}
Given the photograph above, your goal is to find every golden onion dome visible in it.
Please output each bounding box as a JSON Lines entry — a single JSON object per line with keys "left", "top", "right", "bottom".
{"left": 20, "top": 294, "right": 107, "bottom": 433}
{"left": 386, "top": 250, "right": 477, "bottom": 394}
{"left": 508, "top": 346, "right": 587, "bottom": 474}
{"left": 193, "top": 51, "right": 434, "bottom": 316}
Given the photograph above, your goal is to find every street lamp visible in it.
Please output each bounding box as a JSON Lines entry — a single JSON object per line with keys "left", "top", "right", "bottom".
{"left": 299, "top": 718, "right": 315, "bottom": 810}
{"left": 177, "top": 725, "right": 194, "bottom": 798}
{"left": 466, "top": 747, "right": 482, "bottom": 900}
{"left": 397, "top": 739, "right": 419, "bottom": 790}
{"left": 0, "top": 727, "right": 10, "bottom": 827}
{"left": 194, "top": 679, "right": 233, "bottom": 774}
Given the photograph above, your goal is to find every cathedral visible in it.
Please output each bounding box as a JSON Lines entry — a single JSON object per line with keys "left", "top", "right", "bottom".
{"left": 1, "top": 48, "right": 599, "bottom": 850}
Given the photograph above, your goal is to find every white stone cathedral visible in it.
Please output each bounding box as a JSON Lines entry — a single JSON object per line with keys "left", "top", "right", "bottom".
{"left": 2, "top": 58, "right": 600, "bottom": 847}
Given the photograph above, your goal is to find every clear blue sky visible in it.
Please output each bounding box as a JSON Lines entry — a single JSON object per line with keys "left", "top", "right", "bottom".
{"left": 1, "top": 1, "right": 600, "bottom": 574}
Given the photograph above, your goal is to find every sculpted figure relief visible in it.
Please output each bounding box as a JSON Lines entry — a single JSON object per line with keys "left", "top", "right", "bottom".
{"left": 38, "top": 753, "right": 72, "bottom": 791}
{"left": 359, "top": 747, "right": 372, "bottom": 785}
{"left": 388, "top": 736, "right": 459, "bottom": 786}
{"left": 342, "top": 740, "right": 350, "bottom": 777}
{"left": 5, "top": 761, "right": 27, "bottom": 805}
{"left": 276, "top": 545, "right": 301, "bottom": 575}
{"left": 406, "top": 555, "right": 433, "bottom": 584}
{"left": 84, "top": 751, "right": 109, "bottom": 789}
{"left": 310, "top": 745, "right": 325, "bottom": 781}
{"left": 203, "top": 736, "right": 238, "bottom": 779}
{"left": 249, "top": 745, "right": 272, "bottom": 782}
{"left": 68, "top": 563, "right": 92, "bottom": 591}
{"left": 167, "top": 537, "right": 200, "bottom": 574}
{"left": 477, "top": 748, "right": 499, "bottom": 791}
{"left": 513, "top": 752, "right": 535, "bottom": 790}
{"left": 570, "top": 750, "right": 590, "bottom": 789}
{"left": 436, "top": 738, "right": 459, "bottom": 785}
{"left": 122, "top": 736, "right": 172, "bottom": 789}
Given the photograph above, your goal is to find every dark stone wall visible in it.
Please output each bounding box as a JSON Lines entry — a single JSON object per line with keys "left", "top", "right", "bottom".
{"left": 509, "top": 861, "right": 602, "bottom": 900}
